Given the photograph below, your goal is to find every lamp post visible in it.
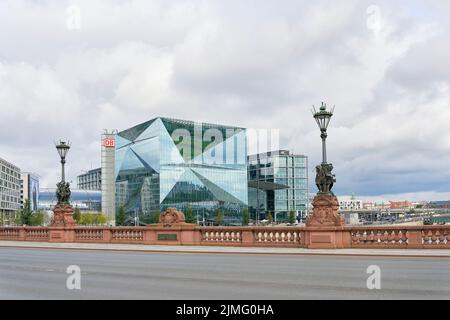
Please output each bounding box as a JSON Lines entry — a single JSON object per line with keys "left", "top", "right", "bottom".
{"left": 51, "top": 140, "right": 75, "bottom": 228}
{"left": 306, "top": 101, "right": 343, "bottom": 227}
{"left": 56, "top": 140, "right": 71, "bottom": 183}
{"left": 312, "top": 102, "right": 334, "bottom": 164}
{"left": 311, "top": 102, "right": 336, "bottom": 195}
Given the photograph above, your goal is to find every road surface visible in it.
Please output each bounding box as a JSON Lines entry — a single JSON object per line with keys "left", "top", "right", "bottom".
{"left": 0, "top": 247, "right": 449, "bottom": 299}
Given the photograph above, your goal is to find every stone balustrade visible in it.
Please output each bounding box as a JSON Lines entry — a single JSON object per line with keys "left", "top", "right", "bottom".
{"left": 0, "top": 224, "right": 449, "bottom": 249}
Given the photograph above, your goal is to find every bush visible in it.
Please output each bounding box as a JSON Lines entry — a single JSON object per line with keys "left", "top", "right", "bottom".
{"left": 217, "top": 208, "right": 223, "bottom": 226}
{"left": 30, "top": 211, "right": 45, "bottom": 226}
{"left": 267, "top": 212, "right": 273, "bottom": 224}
{"left": 73, "top": 207, "right": 81, "bottom": 223}
{"left": 79, "top": 213, "right": 108, "bottom": 226}
{"left": 242, "top": 208, "right": 250, "bottom": 226}
{"left": 116, "top": 206, "right": 126, "bottom": 226}
{"left": 185, "top": 206, "right": 196, "bottom": 224}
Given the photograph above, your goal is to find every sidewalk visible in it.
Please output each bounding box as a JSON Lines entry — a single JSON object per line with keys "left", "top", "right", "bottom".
{"left": 1, "top": 241, "right": 449, "bottom": 257}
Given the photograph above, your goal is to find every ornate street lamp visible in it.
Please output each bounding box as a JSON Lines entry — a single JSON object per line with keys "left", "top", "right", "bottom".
{"left": 56, "top": 140, "right": 71, "bottom": 183}
{"left": 312, "top": 102, "right": 334, "bottom": 164}
{"left": 51, "top": 140, "right": 75, "bottom": 227}
{"left": 305, "top": 102, "right": 344, "bottom": 231}
{"left": 311, "top": 102, "right": 336, "bottom": 195}
{"left": 54, "top": 140, "right": 72, "bottom": 205}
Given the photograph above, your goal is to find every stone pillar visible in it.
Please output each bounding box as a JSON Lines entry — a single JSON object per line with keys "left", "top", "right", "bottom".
{"left": 49, "top": 204, "right": 76, "bottom": 242}
{"left": 305, "top": 194, "right": 348, "bottom": 249}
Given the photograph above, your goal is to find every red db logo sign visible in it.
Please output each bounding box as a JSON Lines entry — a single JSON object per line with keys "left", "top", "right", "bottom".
{"left": 103, "top": 138, "right": 115, "bottom": 148}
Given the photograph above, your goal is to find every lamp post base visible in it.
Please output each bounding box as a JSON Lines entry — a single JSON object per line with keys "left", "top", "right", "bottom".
{"left": 305, "top": 194, "right": 347, "bottom": 249}
{"left": 306, "top": 194, "right": 344, "bottom": 227}
{"left": 50, "top": 204, "right": 76, "bottom": 227}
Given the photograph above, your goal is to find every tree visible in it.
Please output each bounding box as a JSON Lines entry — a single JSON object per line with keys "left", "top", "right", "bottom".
{"left": 20, "top": 199, "right": 33, "bottom": 226}
{"left": 116, "top": 205, "right": 126, "bottom": 226}
{"left": 242, "top": 207, "right": 250, "bottom": 226}
{"left": 289, "top": 210, "right": 296, "bottom": 224}
{"left": 97, "top": 214, "right": 108, "bottom": 225}
{"left": 185, "top": 206, "right": 195, "bottom": 224}
{"left": 73, "top": 207, "right": 81, "bottom": 223}
{"left": 30, "top": 210, "right": 45, "bottom": 226}
{"left": 267, "top": 212, "right": 273, "bottom": 224}
{"left": 217, "top": 208, "right": 223, "bottom": 226}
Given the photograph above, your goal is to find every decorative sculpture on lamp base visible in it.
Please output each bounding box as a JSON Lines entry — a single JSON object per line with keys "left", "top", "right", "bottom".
{"left": 306, "top": 103, "right": 345, "bottom": 228}
{"left": 51, "top": 181, "right": 75, "bottom": 227}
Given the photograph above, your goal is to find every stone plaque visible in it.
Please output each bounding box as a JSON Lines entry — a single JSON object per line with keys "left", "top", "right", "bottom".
{"left": 158, "top": 234, "right": 178, "bottom": 241}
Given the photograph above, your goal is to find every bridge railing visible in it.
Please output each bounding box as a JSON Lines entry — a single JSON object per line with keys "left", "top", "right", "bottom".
{"left": 0, "top": 224, "right": 448, "bottom": 249}
{"left": 346, "top": 225, "right": 449, "bottom": 248}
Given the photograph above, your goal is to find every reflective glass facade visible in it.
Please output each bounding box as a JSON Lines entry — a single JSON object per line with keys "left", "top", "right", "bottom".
{"left": 115, "top": 117, "right": 248, "bottom": 225}
{"left": 248, "top": 150, "right": 308, "bottom": 222}
{"left": 38, "top": 188, "right": 101, "bottom": 212}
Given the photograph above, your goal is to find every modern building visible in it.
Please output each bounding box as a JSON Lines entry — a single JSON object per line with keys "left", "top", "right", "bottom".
{"left": 115, "top": 117, "right": 248, "bottom": 225}
{"left": 248, "top": 150, "right": 308, "bottom": 223}
{"left": 102, "top": 130, "right": 117, "bottom": 225}
{"left": 39, "top": 188, "right": 101, "bottom": 213}
{"left": 20, "top": 172, "right": 40, "bottom": 211}
{"left": 0, "top": 157, "right": 21, "bottom": 225}
{"left": 77, "top": 168, "right": 102, "bottom": 191}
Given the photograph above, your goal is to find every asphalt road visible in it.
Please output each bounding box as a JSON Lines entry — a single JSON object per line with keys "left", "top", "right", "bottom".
{"left": 0, "top": 247, "right": 449, "bottom": 300}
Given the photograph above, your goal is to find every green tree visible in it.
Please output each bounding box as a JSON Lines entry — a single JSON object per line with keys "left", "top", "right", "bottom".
{"left": 267, "top": 212, "right": 273, "bottom": 224}
{"left": 185, "top": 206, "right": 195, "bottom": 224}
{"left": 217, "top": 208, "right": 223, "bottom": 226}
{"left": 73, "top": 207, "right": 81, "bottom": 223}
{"left": 152, "top": 210, "right": 160, "bottom": 224}
{"left": 97, "top": 214, "right": 108, "bottom": 225}
{"left": 242, "top": 207, "right": 250, "bottom": 226}
{"left": 20, "top": 199, "right": 33, "bottom": 226}
{"left": 116, "top": 205, "right": 126, "bottom": 226}
{"left": 289, "top": 210, "right": 296, "bottom": 224}
{"left": 30, "top": 210, "right": 45, "bottom": 226}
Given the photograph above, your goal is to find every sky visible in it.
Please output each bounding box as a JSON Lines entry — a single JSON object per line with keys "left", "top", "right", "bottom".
{"left": 1, "top": 0, "right": 449, "bottom": 202}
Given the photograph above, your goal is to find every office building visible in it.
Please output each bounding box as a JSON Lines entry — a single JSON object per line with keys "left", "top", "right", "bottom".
{"left": 20, "top": 172, "right": 40, "bottom": 211}
{"left": 115, "top": 117, "right": 248, "bottom": 225}
{"left": 0, "top": 157, "right": 21, "bottom": 225}
{"left": 77, "top": 168, "right": 102, "bottom": 191}
{"left": 102, "top": 130, "right": 117, "bottom": 225}
{"left": 248, "top": 150, "right": 308, "bottom": 223}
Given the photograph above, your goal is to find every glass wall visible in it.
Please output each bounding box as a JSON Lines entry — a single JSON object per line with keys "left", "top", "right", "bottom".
{"left": 248, "top": 150, "right": 308, "bottom": 223}
{"left": 115, "top": 117, "right": 248, "bottom": 225}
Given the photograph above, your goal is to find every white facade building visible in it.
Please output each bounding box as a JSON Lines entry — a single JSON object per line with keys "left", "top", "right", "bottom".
{"left": 339, "top": 196, "right": 363, "bottom": 211}
{"left": 0, "top": 157, "right": 21, "bottom": 225}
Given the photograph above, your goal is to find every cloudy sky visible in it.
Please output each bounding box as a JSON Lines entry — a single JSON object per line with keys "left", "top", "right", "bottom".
{"left": 1, "top": 0, "right": 449, "bottom": 201}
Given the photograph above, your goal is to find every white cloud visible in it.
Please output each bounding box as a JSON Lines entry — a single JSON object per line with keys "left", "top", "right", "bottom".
{"left": 0, "top": 0, "right": 449, "bottom": 201}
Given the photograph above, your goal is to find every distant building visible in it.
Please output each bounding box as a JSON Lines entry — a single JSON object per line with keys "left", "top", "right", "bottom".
{"left": 248, "top": 150, "right": 308, "bottom": 223}
{"left": 77, "top": 168, "right": 102, "bottom": 191}
{"left": 362, "top": 201, "right": 376, "bottom": 210}
{"left": 39, "top": 188, "right": 101, "bottom": 213}
{"left": 0, "top": 157, "right": 21, "bottom": 225}
{"left": 389, "top": 201, "right": 412, "bottom": 209}
{"left": 339, "top": 196, "right": 363, "bottom": 211}
{"left": 20, "top": 172, "right": 40, "bottom": 211}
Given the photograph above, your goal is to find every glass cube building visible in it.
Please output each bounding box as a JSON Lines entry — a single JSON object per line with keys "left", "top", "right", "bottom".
{"left": 115, "top": 117, "right": 248, "bottom": 225}
{"left": 248, "top": 150, "right": 308, "bottom": 222}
